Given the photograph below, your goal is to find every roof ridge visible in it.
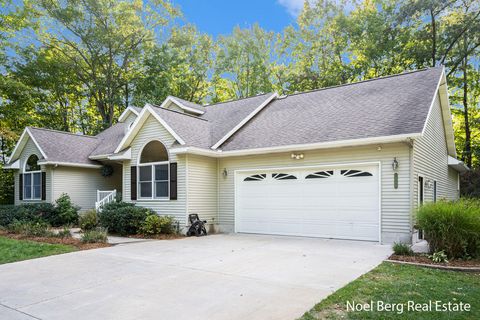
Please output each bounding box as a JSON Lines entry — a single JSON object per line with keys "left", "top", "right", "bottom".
{"left": 152, "top": 105, "right": 209, "bottom": 122}
{"left": 28, "top": 126, "right": 98, "bottom": 139}
{"left": 204, "top": 92, "right": 273, "bottom": 108}
{"left": 284, "top": 67, "right": 441, "bottom": 98}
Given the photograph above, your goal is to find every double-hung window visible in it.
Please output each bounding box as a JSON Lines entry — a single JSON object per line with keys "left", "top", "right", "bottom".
{"left": 138, "top": 140, "right": 169, "bottom": 199}
{"left": 24, "top": 154, "right": 41, "bottom": 200}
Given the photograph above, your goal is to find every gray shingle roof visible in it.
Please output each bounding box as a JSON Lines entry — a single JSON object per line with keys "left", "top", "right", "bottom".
{"left": 28, "top": 127, "right": 101, "bottom": 165}
{"left": 90, "top": 122, "right": 129, "bottom": 157}
{"left": 150, "top": 106, "right": 211, "bottom": 148}
{"left": 220, "top": 67, "right": 443, "bottom": 151}
{"left": 170, "top": 96, "right": 205, "bottom": 113}
{"left": 23, "top": 67, "right": 444, "bottom": 164}
{"left": 200, "top": 93, "right": 274, "bottom": 144}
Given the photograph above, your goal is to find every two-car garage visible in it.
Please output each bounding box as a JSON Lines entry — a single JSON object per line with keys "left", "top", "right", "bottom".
{"left": 235, "top": 163, "right": 380, "bottom": 241}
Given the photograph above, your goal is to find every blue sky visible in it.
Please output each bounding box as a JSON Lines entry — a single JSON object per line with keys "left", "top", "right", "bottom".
{"left": 172, "top": 0, "right": 303, "bottom": 37}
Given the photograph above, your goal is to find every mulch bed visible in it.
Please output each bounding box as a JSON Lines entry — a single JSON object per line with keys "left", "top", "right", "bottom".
{"left": 389, "top": 254, "right": 480, "bottom": 268}
{"left": 0, "top": 230, "right": 111, "bottom": 250}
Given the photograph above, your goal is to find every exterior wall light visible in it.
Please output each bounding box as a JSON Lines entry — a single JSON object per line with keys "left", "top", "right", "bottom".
{"left": 392, "top": 157, "right": 399, "bottom": 171}
{"left": 291, "top": 153, "right": 304, "bottom": 160}
{"left": 222, "top": 168, "right": 228, "bottom": 177}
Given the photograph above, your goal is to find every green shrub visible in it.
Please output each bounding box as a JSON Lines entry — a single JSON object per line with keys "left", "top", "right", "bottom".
{"left": 81, "top": 227, "right": 108, "bottom": 243}
{"left": 55, "top": 227, "right": 72, "bottom": 238}
{"left": 98, "top": 202, "right": 155, "bottom": 235}
{"left": 140, "top": 215, "right": 162, "bottom": 235}
{"left": 392, "top": 242, "right": 413, "bottom": 256}
{"left": 79, "top": 209, "right": 98, "bottom": 231}
{"left": 51, "top": 194, "right": 79, "bottom": 227}
{"left": 429, "top": 250, "right": 449, "bottom": 263}
{"left": 0, "top": 203, "right": 56, "bottom": 226}
{"left": 8, "top": 221, "right": 53, "bottom": 237}
{"left": 416, "top": 199, "right": 480, "bottom": 259}
{"left": 158, "top": 216, "right": 175, "bottom": 234}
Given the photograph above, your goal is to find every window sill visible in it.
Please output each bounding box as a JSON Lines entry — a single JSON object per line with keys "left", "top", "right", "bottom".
{"left": 136, "top": 198, "right": 170, "bottom": 202}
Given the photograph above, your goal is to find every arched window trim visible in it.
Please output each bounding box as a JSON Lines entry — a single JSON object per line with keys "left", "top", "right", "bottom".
{"left": 23, "top": 154, "right": 42, "bottom": 201}
{"left": 137, "top": 140, "right": 170, "bottom": 200}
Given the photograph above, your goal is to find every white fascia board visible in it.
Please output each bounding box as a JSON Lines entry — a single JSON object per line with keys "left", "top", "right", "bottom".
{"left": 422, "top": 67, "right": 456, "bottom": 157}
{"left": 37, "top": 161, "right": 102, "bottom": 169}
{"left": 172, "top": 133, "right": 422, "bottom": 158}
{"left": 114, "top": 104, "right": 186, "bottom": 154}
{"left": 3, "top": 159, "right": 20, "bottom": 169}
{"left": 108, "top": 148, "right": 131, "bottom": 160}
{"left": 447, "top": 155, "right": 469, "bottom": 172}
{"left": 211, "top": 93, "right": 278, "bottom": 150}
{"left": 89, "top": 154, "right": 112, "bottom": 160}
{"left": 8, "top": 128, "right": 48, "bottom": 164}
{"left": 159, "top": 96, "right": 204, "bottom": 115}
{"left": 118, "top": 107, "right": 140, "bottom": 122}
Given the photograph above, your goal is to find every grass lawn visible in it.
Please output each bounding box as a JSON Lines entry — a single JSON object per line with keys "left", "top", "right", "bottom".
{"left": 300, "top": 262, "right": 480, "bottom": 320}
{"left": 0, "top": 236, "right": 76, "bottom": 264}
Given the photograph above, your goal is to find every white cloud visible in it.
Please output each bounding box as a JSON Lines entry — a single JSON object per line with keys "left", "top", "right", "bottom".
{"left": 277, "top": 0, "right": 306, "bottom": 17}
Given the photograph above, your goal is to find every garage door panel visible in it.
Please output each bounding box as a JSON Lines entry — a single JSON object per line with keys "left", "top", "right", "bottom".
{"left": 236, "top": 165, "right": 380, "bottom": 241}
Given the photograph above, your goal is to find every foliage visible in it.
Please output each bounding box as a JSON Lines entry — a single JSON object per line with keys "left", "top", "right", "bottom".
{"left": 0, "top": 237, "right": 76, "bottom": 265}
{"left": 98, "top": 202, "right": 155, "bottom": 235}
{"left": 0, "top": 168, "right": 14, "bottom": 205}
{"left": 81, "top": 227, "right": 108, "bottom": 243}
{"left": 7, "top": 221, "right": 53, "bottom": 237}
{"left": 79, "top": 209, "right": 98, "bottom": 231}
{"left": 52, "top": 194, "right": 79, "bottom": 227}
{"left": 392, "top": 242, "right": 414, "bottom": 256}
{"left": 0, "top": 203, "right": 55, "bottom": 226}
{"left": 55, "top": 227, "right": 72, "bottom": 238}
{"left": 429, "top": 250, "right": 449, "bottom": 263}
{"left": 460, "top": 168, "right": 480, "bottom": 197}
{"left": 299, "top": 262, "right": 480, "bottom": 320}
{"left": 416, "top": 200, "right": 480, "bottom": 259}
{"left": 140, "top": 214, "right": 175, "bottom": 236}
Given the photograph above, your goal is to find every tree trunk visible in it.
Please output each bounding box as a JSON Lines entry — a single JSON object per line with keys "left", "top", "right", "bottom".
{"left": 430, "top": 9, "right": 436, "bottom": 67}
{"left": 462, "top": 52, "right": 472, "bottom": 168}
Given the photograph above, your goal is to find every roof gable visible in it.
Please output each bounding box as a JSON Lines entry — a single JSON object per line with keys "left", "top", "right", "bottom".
{"left": 159, "top": 96, "right": 205, "bottom": 115}
{"left": 8, "top": 127, "right": 48, "bottom": 163}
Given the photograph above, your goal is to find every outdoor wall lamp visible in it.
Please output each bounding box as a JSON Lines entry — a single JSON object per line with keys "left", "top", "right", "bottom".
{"left": 291, "top": 153, "right": 304, "bottom": 160}
{"left": 222, "top": 168, "right": 228, "bottom": 177}
{"left": 392, "top": 157, "right": 399, "bottom": 171}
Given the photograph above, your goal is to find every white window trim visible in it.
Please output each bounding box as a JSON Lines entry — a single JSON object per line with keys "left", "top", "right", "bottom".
{"left": 23, "top": 155, "right": 42, "bottom": 201}
{"left": 137, "top": 161, "right": 170, "bottom": 200}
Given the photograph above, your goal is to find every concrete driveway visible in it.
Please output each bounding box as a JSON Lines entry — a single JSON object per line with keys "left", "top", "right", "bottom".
{"left": 0, "top": 234, "right": 391, "bottom": 320}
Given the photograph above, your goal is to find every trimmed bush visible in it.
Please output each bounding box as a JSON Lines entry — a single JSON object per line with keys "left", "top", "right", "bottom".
{"left": 158, "top": 216, "right": 175, "bottom": 234}
{"left": 0, "top": 203, "right": 55, "bottom": 226}
{"left": 81, "top": 227, "right": 108, "bottom": 243}
{"left": 79, "top": 209, "right": 98, "bottom": 231}
{"left": 98, "top": 202, "right": 155, "bottom": 235}
{"left": 392, "top": 242, "right": 413, "bottom": 256}
{"left": 416, "top": 199, "right": 480, "bottom": 259}
{"left": 51, "top": 194, "right": 79, "bottom": 227}
{"left": 140, "top": 215, "right": 162, "bottom": 235}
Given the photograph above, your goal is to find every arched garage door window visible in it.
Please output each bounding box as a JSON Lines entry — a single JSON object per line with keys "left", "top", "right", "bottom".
{"left": 24, "top": 154, "right": 41, "bottom": 200}
{"left": 138, "top": 140, "right": 169, "bottom": 199}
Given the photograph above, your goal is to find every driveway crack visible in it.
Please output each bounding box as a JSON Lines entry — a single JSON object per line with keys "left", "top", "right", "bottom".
{"left": 0, "top": 302, "right": 42, "bottom": 320}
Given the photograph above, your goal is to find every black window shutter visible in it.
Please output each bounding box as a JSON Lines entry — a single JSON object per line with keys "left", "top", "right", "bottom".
{"left": 170, "top": 162, "right": 177, "bottom": 200}
{"left": 41, "top": 172, "right": 46, "bottom": 200}
{"left": 19, "top": 173, "right": 23, "bottom": 200}
{"left": 131, "top": 166, "right": 137, "bottom": 200}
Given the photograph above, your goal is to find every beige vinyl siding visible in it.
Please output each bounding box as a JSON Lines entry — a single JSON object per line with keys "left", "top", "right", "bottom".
{"left": 124, "top": 112, "right": 138, "bottom": 124}
{"left": 218, "top": 143, "right": 412, "bottom": 243}
{"left": 122, "top": 115, "right": 187, "bottom": 226}
{"left": 51, "top": 166, "right": 121, "bottom": 211}
{"left": 14, "top": 137, "right": 52, "bottom": 205}
{"left": 186, "top": 154, "right": 218, "bottom": 227}
{"left": 413, "top": 93, "right": 459, "bottom": 208}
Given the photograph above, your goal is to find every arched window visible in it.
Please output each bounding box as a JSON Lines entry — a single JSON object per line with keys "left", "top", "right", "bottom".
{"left": 138, "top": 141, "right": 169, "bottom": 199}
{"left": 24, "top": 154, "right": 41, "bottom": 200}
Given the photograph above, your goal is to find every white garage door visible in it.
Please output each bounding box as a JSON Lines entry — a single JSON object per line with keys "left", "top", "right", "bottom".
{"left": 235, "top": 164, "right": 380, "bottom": 241}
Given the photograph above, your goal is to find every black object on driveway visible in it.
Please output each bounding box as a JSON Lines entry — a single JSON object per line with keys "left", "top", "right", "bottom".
{"left": 186, "top": 214, "right": 207, "bottom": 237}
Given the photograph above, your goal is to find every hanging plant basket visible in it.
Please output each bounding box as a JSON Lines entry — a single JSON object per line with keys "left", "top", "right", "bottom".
{"left": 101, "top": 165, "right": 114, "bottom": 177}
